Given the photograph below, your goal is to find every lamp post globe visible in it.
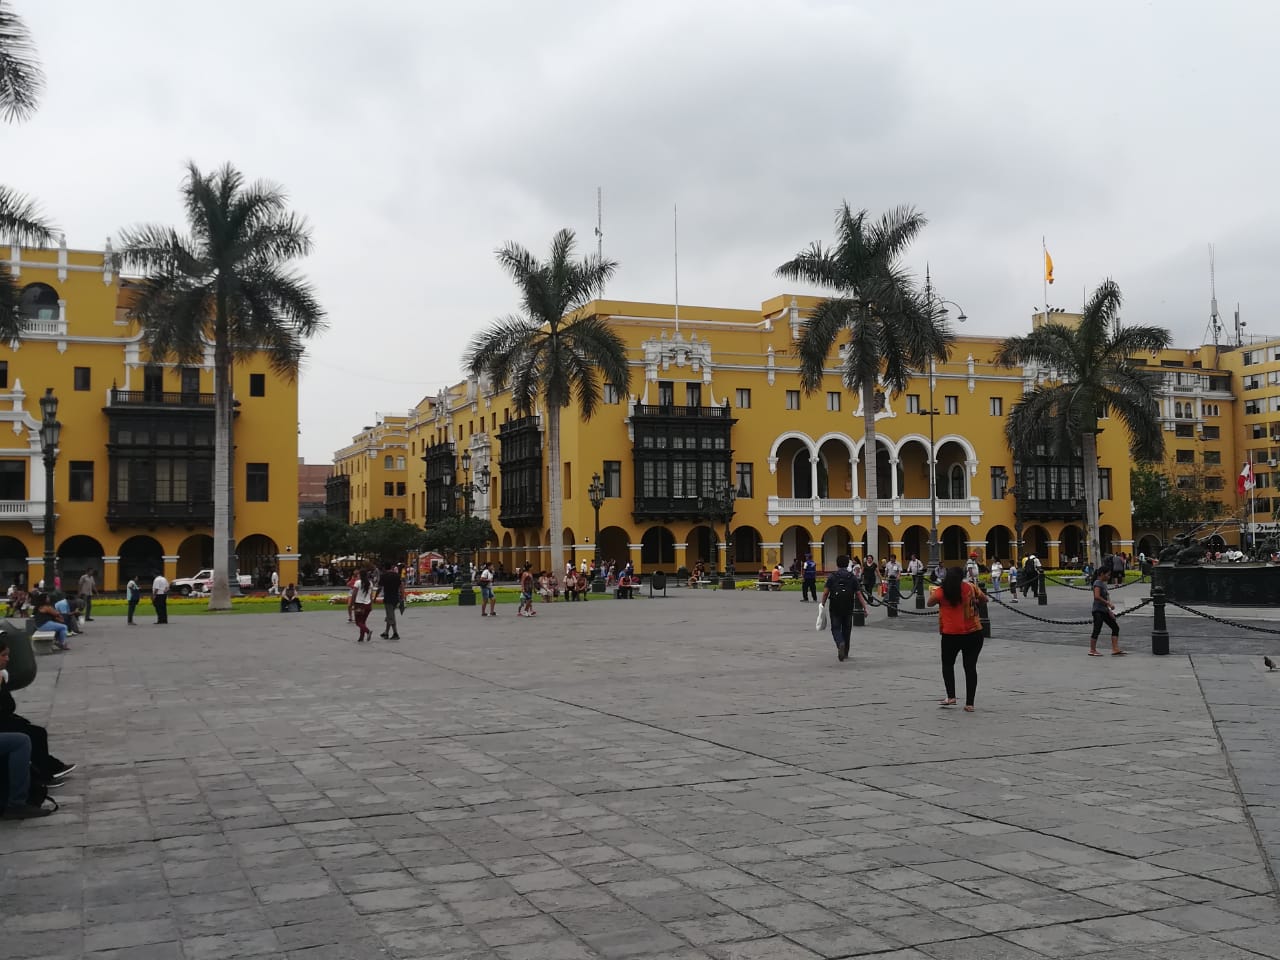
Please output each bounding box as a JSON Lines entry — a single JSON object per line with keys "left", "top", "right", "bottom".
{"left": 588, "top": 472, "right": 605, "bottom": 593}
{"left": 39, "top": 388, "right": 61, "bottom": 592}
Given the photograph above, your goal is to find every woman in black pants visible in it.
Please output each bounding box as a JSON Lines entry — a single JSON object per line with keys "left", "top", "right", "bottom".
{"left": 1088, "top": 572, "right": 1125, "bottom": 656}
{"left": 928, "top": 566, "right": 987, "bottom": 712}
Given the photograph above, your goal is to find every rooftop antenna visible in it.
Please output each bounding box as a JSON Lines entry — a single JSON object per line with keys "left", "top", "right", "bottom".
{"left": 1205, "top": 243, "right": 1223, "bottom": 349}
{"left": 1236, "top": 303, "right": 1246, "bottom": 347}
{"left": 594, "top": 187, "right": 604, "bottom": 298}
{"left": 673, "top": 204, "right": 680, "bottom": 334}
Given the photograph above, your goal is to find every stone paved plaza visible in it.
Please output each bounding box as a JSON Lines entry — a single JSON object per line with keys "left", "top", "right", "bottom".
{"left": 6, "top": 588, "right": 1280, "bottom": 959}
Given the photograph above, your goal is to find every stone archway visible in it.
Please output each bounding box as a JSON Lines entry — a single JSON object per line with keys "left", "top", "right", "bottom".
{"left": 118, "top": 535, "right": 164, "bottom": 587}
{"left": 986, "top": 525, "right": 1013, "bottom": 564}
{"left": 597, "top": 526, "right": 629, "bottom": 569}
{"left": 236, "top": 534, "right": 279, "bottom": 590}
{"left": 57, "top": 535, "right": 105, "bottom": 589}
{"left": 641, "top": 526, "right": 675, "bottom": 567}
{"left": 176, "top": 534, "right": 214, "bottom": 578}
{"left": 732, "top": 525, "right": 762, "bottom": 567}
{"left": 941, "top": 525, "right": 967, "bottom": 563}
{"left": 0, "top": 535, "right": 27, "bottom": 587}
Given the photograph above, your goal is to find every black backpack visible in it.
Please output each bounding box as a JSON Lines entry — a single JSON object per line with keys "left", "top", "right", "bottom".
{"left": 828, "top": 571, "right": 856, "bottom": 614}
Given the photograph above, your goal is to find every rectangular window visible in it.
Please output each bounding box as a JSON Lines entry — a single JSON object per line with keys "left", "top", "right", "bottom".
{"left": 143, "top": 365, "right": 163, "bottom": 400}
{"left": 0, "top": 460, "right": 22, "bottom": 499}
{"left": 249, "top": 373, "right": 265, "bottom": 397}
{"left": 1176, "top": 449, "right": 1195, "bottom": 464}
{"left": 246, "top": 462, "right": 269, "bottom": 502}
{"left": 384, "top": 508, "right": 393, "bottom": 518}
{"left": 395, "top": 456, "right": 405, "bottom": 469}
{"left": 826, "top": 391, "right": 841, "bottom": 412}
{"left": 736, "top": 388, "right": 751, "bottom": 409}
{"left": 1203, "top": 450, "right": 1221, "bottom": 465}
{"left": 73, "top": 367, "right": 91, "bottom": 391}
{"left": 786, "top": 390, "right": 800, "bottom": 410}
{"left": 563, "top": 462, "right": 571, "bottom": 499}
{"left": 384, "top": 455, "right": 393, "bottom": 469}
{"left": 0, "top": 361, "right": 7, "bottom": 389}
{"left": 68, "top": 461, "right": 94, "bottom": 501}
{"left": 1176, "top": 475, "right": 1196, "bottom": 490}
{"left": 603, "top": 384, "right": 621, "bottom": 404}
{"left": 604, "top": 460, "right": 622, "bottom": 497}
{"left": 1205, "top": 476, "right": 1225, "bottom": 491}
{"left": 686, "top": 383, "right": 701, "bottom": 407}
{"left": 1098, "top": 468, "right": 1112, "bottom": 500}
{"left": 945, "top": 395, "right": 959, "bottom": 415}
{"left": 657, "top": 381, "right": 674, "bottom": 406}
{"left": 989, "top": 397, "right": 1003, "bottom": 416}
{"left": 180, "top": 367, "right": 200, "bottom": 395}
{"left": 1244, "top": 351, "right": 1256, "bottom": 365}
{"left": 736, "top": 462, "right": 753, "bottom": 498}
{"left": 1175, "top": 424, "right": 1195, "bottom": 438}
{"left": 906, "top": 394, "right": 920, "bottom": 414}
{"left": 396, "top": 482, "right": 406, "bottom": 496}
{"left": 384, "top": 481, "right": 394, "bottom": 496}
{"left": 990, "top": 467, "right": 1008, "bottom": 500}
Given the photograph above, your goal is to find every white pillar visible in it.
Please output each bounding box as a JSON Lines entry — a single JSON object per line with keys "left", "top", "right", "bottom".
{"left": 809, "top": 455, "right": 820, "bottom": 500}
{"left": 889, "top": 457, "right": 900, "bottom": 499}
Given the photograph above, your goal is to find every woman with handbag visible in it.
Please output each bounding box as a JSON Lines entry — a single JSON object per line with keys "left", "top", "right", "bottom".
{"left": 927, "top": 566, "right": 987, "bottom": 712}
{"left": 350, "top": 569, "right": 376, "bottom": 642}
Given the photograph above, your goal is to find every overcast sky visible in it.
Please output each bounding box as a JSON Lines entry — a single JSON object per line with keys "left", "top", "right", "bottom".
{"left": 8, "top": 1, "right": 1279, "bottom": 462}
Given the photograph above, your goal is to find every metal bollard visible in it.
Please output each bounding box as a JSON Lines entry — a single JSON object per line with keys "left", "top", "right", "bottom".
{"left": 1037, "top": 572, "right": 1048, "bottom": 606}
{"left": 1151, "top": 585, "right": 1169, "bottom": 656}
{"left": 853, "top": 603, "right": 866, "bottom": 628}
{"left": 915, "top": 573, "right": 925, "bottom": 609}
{"left": 887, "top": 578, "right": 900, "bottom": 618}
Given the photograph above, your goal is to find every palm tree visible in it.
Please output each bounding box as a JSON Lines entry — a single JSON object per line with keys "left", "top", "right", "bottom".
{"left": 995, "top": 279, "right": 1169, "bottom": 568}
{"left": 118, "top": 162, "right": 325, "bottom": 610}
{"left": 464, "top": 229, "right": 628, "bottom": 579}
{"left": 0, "top": 1, "right": 54, "bottom": 337}
{"left": 777, "top": 203, "right": 952, "bottom": 558}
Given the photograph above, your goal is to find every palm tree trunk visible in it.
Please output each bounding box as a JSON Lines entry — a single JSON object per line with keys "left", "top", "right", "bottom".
{"left": 209, "top": 336, "right": 233, "bottom": 611}
{"left": 1081, "top": 430, "right": 1102, "bottom": 569}
{"left": 862, "top": 382, "right": 879, "bottom": 558}
{"left": 546, "top": 408, "right": 564, "bottom": 578}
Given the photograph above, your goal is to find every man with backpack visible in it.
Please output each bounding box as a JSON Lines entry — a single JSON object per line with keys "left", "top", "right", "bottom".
{"left": 801, "top": 554, "right": 818, "bottom": 602}
{"left": 822, "top": 555, "right": 859, "bottom": 662}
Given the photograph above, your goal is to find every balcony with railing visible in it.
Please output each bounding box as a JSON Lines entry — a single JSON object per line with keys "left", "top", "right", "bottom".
{"left": 766, "top": 495, "right": 983, "bottom": 523}
{"left": 107, "top": 498, "right": 214, "bottom": 527}
{"left": 108, "top": 388, "right": 216, "bottom": 407}
{"left": 632, "top": 404, "right": 732, "bottom": 418}
{"left": 0, "top": 499, "right": 51, "bottom": 531}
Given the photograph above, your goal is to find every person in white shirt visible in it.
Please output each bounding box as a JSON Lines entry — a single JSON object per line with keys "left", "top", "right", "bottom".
{"left": 989, "top": 559, "right": 1003, "bottom": 597}
{"left": 151, "top": 572, "right": 170, "bottom": 624}
{"left": 479, "top": 562, "right": 496, "bottom": 617}
{"left": 269, "top": 570, "right": 280, "bottom": 595}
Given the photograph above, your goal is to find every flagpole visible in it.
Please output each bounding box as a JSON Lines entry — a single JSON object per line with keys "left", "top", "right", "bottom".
{"left": 1042, "top": 236, "right": 1048, "bottom": 317}
{"left": 1251, "top": 452, "right": 1257, "bottom": 548}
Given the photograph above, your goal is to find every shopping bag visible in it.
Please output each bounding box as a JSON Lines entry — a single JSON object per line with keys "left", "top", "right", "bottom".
{"left": 815, "top": 602, "right": 829, "bottom": 631}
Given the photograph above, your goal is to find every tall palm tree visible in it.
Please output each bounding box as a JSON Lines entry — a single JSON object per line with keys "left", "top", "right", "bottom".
{"left": 0, "top": 1, "right": 54, "bottom": 337}
{"left": 995, "top": 279, "right": 1169, "bottom": 567}
{"left": 118, "top": 162, "right": 325, "bottom": 610}
{"left": 464, "top": 229, "right": 628, "bottom": 579}
{"left": 777, "top": 203, "right": 952, "bottom": 558}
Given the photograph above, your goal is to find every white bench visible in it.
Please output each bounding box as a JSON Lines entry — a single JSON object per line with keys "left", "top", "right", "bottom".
{"left": 32, "top": 629, "right": 60, "bottom": 652}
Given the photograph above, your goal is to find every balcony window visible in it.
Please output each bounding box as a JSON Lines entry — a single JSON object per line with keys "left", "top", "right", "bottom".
{"left": 826, "top": 391, "right": 841, "bottom": 412}
{"left": 395, "top": 456, "right": 405, "bottom": 469}
{"left": 604, "top": 460, "right": 621, "bottom": 497}
{"left": 249, "top": 373, "right": 265, "bottom": 397}
{"left": 945, "top": 396, "right": 959, "bottom": 415}
{"left": 18, "top": 282, "right": 58, "bottom": 320}
{"left": 0, "top": 460, "right": 23, "bottom": 499}
{"left": 657, "top": 381, "right": 674, "bottom": 406}
{"left": 736, "top": 388, "right": 751, "bottom": 409}
{"left": 906, "top": 394, "right": 920, "bottom": 414}
{"left": 990, "top": 466, "right": 1008, "bottom": 500}
{"left": 73, "top": 367, "right": 91, "bottom": 391}
{"left": 736, "top": 462, "right": 753, "bottom": 498}
{"left": 69, "top": 461, "right": 94, "bottom": 501}
{"left": 686, "top": 383, "right": 701, "bottom": 407}
{"left": 181, "top": 367, "right": 200, "bottom": 395}
{"left": 603, "top": 384, "right": 621, "bottom": 404}
{"left": 143, "top": 365, "right": 163, "bottom": 400}
{"left": 989, "top": 397, "right": 1003, "bottom": 416}
{"left": 786, "top": 390, "right": 800, "bottom": 410}
{"left": 246, "top": 463, "right": 269, "bottom": 502}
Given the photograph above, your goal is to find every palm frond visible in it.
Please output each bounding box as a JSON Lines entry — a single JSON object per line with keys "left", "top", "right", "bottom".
{"left": 795, "top": 297, "right": 853, "bottom": 393}
{"left": 868, "top": 204, "right": 927, "bottom": 261}
{"left": 0, "top": 184, "right": 54, "bottom": 245}
{"left": 462, "top": 316, "right": 538, "bottom": 386}
{"left": 0, "top": 2, "right": 43, "bottom": 122}
{"left": 775, "top": 243, "right": 839, "bottom": 289}
{"left": 0, "top": 264, "right": 21, "bottom": 339}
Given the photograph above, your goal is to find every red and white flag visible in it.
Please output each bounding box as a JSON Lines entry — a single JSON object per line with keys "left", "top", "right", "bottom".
{"left": 1239, "top": 461, "right": 1256, "bottom": 495}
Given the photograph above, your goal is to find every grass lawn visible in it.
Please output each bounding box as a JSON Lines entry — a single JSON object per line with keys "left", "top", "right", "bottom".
{"left": 86, "top": 588, "right": 530, "bottom": 616}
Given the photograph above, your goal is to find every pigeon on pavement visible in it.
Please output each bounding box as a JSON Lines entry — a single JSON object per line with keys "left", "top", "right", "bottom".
{"left": 1265, "top": 657, "right": 1276, "bottom": 672}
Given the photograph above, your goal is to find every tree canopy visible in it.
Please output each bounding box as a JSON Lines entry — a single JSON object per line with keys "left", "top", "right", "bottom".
{"left": 422, "top": 514, "right": 497, "bottom": 557}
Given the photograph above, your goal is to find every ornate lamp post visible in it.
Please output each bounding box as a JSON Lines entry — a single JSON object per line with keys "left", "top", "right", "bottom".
{"left": 588, "top": 471, "right": 605, "bottom": 593}
{"left": 445, "top": 449, "right": 489, "bottom": 607}
{"left": 38, "top": 388, "right": 61, "bottom": 591}
{"left": 715, "top": 481, "right": 737, "bottom": 589}
{"left": 919, "top": 269, "right": 966, "bottom": 571}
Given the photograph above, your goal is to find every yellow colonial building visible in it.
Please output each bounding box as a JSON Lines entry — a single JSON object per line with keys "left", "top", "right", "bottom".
{"left": 361, "top": 295, "right": 1252, "bottom": 576}
{"left": 0, "top": 241, "right": 301, "bottom": 592}
{"left": 328, "top": 415, "right": 412, "bottom": 523}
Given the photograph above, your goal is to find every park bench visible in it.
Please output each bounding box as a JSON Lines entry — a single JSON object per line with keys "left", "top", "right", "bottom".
{"left": 31, "top": 629, "right": 58, "bottom": 652}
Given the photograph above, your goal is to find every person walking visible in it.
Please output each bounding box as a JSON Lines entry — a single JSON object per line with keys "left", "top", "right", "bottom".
{"left": 861, "top": 555, "right": 879, "bottom": 603}
{"left": 78, "top": 569, "right": 96, "bottom": 621}
{"left": 821, "top": 555, "right": 859, "bottom": 662}
{"left": 479, "top": 562, "right": 497, "bottom": 616}
{"left": 801, "top": 554, "right": 818, "bottom": 602}
{"left": 151, "top": 571, "right": 169, "bottom": 624}
{"left": 928, "top": 566, "right": 987, "bottom": 712}
{"left": 1089, "top": 568, "right": 1125, "bottom": 656}
{"left": 1021, "top": 556, "right": 1037, "bottom": 598}
{"left": 1007, "top": 563, "right": 1018, "bottom": 602}
{"left": 989, "top": 559, "right": 1003, "bottom": 599}
{"left": 378, "top": 561, "right": 402, "bottom": 640}
{"left": 351, "top": 569, "right": 375, "bottom": 642}
{"left": 518, "top": 564, "right": 536, "bottom": 617}
{"left": 125, "top": 574, "right": 141, "bottom": 625}
{"left": 1111, "top": 551, "right": 1126, "bottom": 587}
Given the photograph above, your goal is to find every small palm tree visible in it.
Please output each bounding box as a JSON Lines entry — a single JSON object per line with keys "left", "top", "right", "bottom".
{"left": 996, "top": 279, "right": 1170, "bottom": 567}
{"left": 0, "top": 1, "right": 54, "bottom": 337}
{"left": 464, "top": 229, "right": 628, "bottom": 578}
{"left": 777, "top": 203, "right": 952, "bottom": 556}
{"left": 118, "top": 162, "right": 326, "bottom": 610}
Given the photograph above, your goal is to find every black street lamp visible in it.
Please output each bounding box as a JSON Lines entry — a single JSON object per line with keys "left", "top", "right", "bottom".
{"left": 920, "top": 269, "right": 966, "bottom": 571}
{"left": 1158, "top": 474, "right": 1170, "bottom": 547}
{"left": 714, "top": 481, "right": 737, "bottom": 589}
{"left": 443, "top": 449, "right": 490, "bottom": 607}
{"left": 588, "top": 471, "right": 605, "bottom": 593}
{"left": 38, "top": 388, "right": 60, "bottom": 591}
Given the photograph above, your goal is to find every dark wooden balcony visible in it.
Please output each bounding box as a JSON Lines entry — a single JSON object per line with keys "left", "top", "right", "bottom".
{"left": 108, "top": 388, "right": 216, "bottom": 407}
{"left": 632, "top": 496, "right": 724, "bottom": 522}
{"left": 1018, "top": 498, "right": 1085, "bottom": 522}
{"left": 107, "top": 499, "right": 214, "bottom": 528}
{"left": 633, "top": 404, "right": 732, "bottom": 419}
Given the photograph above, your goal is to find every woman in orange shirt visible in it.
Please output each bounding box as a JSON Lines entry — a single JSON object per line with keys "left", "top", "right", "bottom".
{"left": 927, "top": 566, "right": 988, "bottom": 712}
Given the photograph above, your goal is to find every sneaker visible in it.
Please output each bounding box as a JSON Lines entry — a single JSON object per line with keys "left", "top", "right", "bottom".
{"left": 52, "top": 763, "right": 76, "bottom": 779}
{"left": 391, "top": 634, "right": 401, "bottom": 640}
{"left": 38, "top": 778, "right": 65, "bottom": 790}
{"left": 379, "top": 633, "right": 388, "bottom": 639}
{"left": 1, "top": 804, "right": 52, "bottom": 819}
{"left": 480, "top": 612, "right": 487, "bottom": 617}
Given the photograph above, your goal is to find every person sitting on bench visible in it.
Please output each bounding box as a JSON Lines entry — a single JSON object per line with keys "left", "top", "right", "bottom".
{"left": 280, "top": 583, "right": 303, "bottom": 612}
{"left": 0, "top": 638, "right": 74, "bottom": 788}
{"left": 32, "top": 593, "right": 72, "bottom": 651}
